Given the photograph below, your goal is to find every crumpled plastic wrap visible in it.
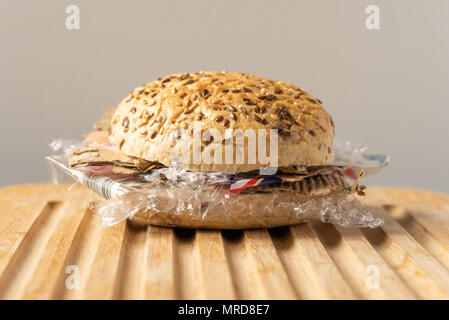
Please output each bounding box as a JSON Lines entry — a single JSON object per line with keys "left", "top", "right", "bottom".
{"left": 47, "top": 138, "right": 388, "bottom": 229}
{"left": 92, "top": 187, "right": 381, "bottom": 229}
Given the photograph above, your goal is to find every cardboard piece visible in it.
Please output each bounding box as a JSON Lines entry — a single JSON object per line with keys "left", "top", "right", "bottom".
{"left": 241, "top": 171, "right": 348, "bottom": 194}
{"left": 69, "top": 108, "right": 160, "bottom": 174}
{"left": 69, "top": 131, "right": 161, "bottom": 174}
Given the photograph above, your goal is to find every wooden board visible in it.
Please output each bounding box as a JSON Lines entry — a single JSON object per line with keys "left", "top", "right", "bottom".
{"left": 0, "top": 183, "right": 449, "bottom": 300}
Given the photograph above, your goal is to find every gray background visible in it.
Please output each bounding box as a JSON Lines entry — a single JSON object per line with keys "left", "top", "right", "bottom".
{"left": 1, "top": 0, "right": 448, "bottom": 192}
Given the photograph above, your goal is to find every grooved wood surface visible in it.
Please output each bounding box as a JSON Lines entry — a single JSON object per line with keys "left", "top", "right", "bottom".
{"left": 0, "top": 184, "right": 449, "bottom": 300}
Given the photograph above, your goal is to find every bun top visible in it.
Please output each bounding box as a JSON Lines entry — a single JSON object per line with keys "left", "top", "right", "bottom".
{"left": 109, "top": 71, "right": 335, "bottom": 172}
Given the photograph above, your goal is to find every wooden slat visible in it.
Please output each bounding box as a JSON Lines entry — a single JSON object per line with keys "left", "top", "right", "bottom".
{"left": 145, "top": 226, "right": 175, "bottom": 299}
{"left": 193, "top": 230, "right": 236, "bottom": 299}
{"left": 172, "top": 228, "right": 199, "bottom": 299}
{"left": 310, "top": 221, "right": 382, "bottom": 299}
{"left": 288, "top": 223, "right": 356, "bottom": 299}
{"left": 0, "top": 201, "right": 64, "bottom": 299}
{"left": 0, "top": 200, "right": 50, "bottom": 280}
{"left": 311, "top": 221, "right": 417, "bottom": 299}
{"left": 81, "top": 220, "right": 127, "bottom": 299}
{"left": 51, "top": 209, "right": 102, "bottom": 299}
{"left": 241, "top": 229, "right": 297, "bottom": 299}
{"left": 334, "top": 225, "right": 417, "bottom": 299}
{"left": 21, "top": 194, "right": 89, "bottom": 299}
{"left": 268, "top": 226, "right": 334, "bottom": 299}
{"left": 0, "top": 183, "right": 448, "bottom": 300}
{"left": 221, "top": 230, "right": 262, "bottom": 299}
{"left": 385, "top": 205, "right": 449, "bottom": 271}
{"left": 377, "top": 204, "right": 449, "bottom": 295}
{"left": 361, "top": 206, "right": 449, "bottom": 299}
{"left": 113, "top": 221, "right": 148, "bottom": 299}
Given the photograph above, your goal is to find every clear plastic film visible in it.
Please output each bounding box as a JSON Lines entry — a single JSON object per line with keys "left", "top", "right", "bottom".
{"left": 47, "top": 138, "right": 388, "bottom": 229}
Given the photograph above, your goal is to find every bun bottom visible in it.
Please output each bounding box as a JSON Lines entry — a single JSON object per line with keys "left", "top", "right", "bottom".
{"left": 130, "top": 210, "right": 307, "bottom": 229}
{"left": 127, "top": 190, "right": 325, "bottom": 229}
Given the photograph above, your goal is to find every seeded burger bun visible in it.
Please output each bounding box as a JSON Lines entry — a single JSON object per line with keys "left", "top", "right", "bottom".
{"left": 94, "top": 71, "right": 345, "bottom": 229}
{"left": 110, "top": 71, "right": 335, "bottom": 172}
